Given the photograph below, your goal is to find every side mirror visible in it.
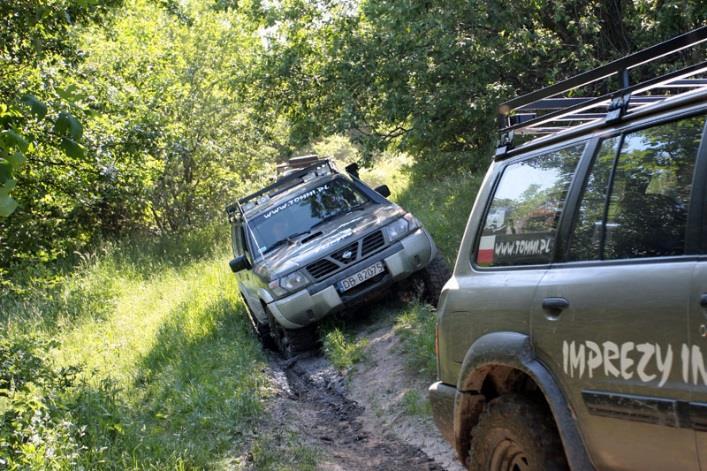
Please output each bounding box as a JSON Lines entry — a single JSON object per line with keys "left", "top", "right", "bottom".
{"left": 374, "top": 184, "right": 391, "bottom": 198}
{"left": 229, "top": 255, "right": 250, "bottom": 273}
{"left": 345, "top": 162, "right": 360, "bottom": 178}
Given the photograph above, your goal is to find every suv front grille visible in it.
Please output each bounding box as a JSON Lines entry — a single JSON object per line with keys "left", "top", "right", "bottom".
{"left": 331, "top": 242, "right": 359, "bottom": 264}
{"left": 306, "top": 259, "right": 339, "bottom": 279}
{"left": 361, "top": 231, "right": 385, "bottom": 256}
{"left": 305, "top": 230, "right": 387, "bottom": 280}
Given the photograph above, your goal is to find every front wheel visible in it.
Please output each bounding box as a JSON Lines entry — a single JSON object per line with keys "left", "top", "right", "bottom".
{"left": 241, "top": 295, "right": 276, "bottom": 350}
{"left": 266, "top": 308, "right": 319, "bottom": 358}
{"left": 468, "top": 394, "right": 568, "bottom": 471}
{"left": 419, "top": 253, "right": 451, "bottom": 307}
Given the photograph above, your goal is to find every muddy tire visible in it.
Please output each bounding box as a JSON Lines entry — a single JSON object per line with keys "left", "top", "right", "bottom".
{"left": 468, "top": 394, "right": 568, "bottom": 471}
{"left": 419, "top": 253, "right": 451, "bottom": 307}
{"left": 266, "top": 308, "right": 319, "bottom": 358}
{"left": 241, "top": 295, "right": 276, "bottom": 350}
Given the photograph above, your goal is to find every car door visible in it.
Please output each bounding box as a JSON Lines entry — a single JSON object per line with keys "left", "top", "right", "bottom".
{"left": 532, "top": 114, "right": 706, "bottom": 470}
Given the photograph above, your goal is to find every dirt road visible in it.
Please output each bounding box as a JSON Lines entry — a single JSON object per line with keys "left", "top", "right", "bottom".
{"left": 267, "top": 353, "right": 443, "bottom": 470}
{"left": 239, "top": 319, "right": 465, "bottom": 470}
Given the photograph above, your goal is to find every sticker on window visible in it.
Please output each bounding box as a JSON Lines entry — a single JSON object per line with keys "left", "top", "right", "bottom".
{"left": 478, "top": 233, "right": 554, "bottom": 267}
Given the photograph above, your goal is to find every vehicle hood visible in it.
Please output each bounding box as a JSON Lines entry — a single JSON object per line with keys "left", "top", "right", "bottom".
{"left": 253, "top": 203, "right": 404, "bottom": 280}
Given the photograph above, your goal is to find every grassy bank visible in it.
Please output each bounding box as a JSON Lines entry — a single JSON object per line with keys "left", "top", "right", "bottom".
{"left": 0, "top": 227, "right": 269, "bottom": 469}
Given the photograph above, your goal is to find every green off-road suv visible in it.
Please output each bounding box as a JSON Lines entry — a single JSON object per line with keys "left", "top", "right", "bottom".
{"left": 429, "top": 27, "right": 707, "bottom": 470}
{"left": 227, "top": 156, "right": 448, "bottom": 357}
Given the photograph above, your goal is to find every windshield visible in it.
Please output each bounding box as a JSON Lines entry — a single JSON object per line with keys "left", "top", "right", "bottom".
{"left": 249, "top": 178, "right": 369, "bottom": 254}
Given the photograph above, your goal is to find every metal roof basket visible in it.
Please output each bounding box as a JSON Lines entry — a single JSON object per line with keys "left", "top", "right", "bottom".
{"left": 497, "top": 26, "right": 707, "bottom": 157}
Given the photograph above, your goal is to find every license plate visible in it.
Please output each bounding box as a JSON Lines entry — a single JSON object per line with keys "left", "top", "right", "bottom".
{"left": 338, "top": 262, "right": 385, "bottom": 292}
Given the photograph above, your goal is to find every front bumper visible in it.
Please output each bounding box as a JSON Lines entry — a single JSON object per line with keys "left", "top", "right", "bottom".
{"left": 428, "top": 381, "right": 456, "bottom": 445}
{"left": 268, "top": 228, "right": 434, "bottom": 329}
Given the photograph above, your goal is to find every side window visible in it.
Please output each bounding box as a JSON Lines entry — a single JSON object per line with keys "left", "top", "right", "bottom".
{"left": 568, "top": 114, "right": 705, "bottom": 261}
{"left": 476, "top": 144, "right": 584, "bottom": 267}
{"left": 567, "top": 137, "right": 620, "bottom": 261}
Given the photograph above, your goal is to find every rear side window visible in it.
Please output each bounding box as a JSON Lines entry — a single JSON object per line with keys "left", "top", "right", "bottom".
{"left": 476, "top": 144, "right": 584, "bottom": 267}
{"left": 568, "top": 114, "right": 705, "bottom": 261}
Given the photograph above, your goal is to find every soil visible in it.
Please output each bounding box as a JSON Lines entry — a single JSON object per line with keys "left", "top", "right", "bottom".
{"left": 239, "top": 316, "right": 464, "bottom": 470}
{"left": 347, "top": 325, "right": 465, "bottom": 471}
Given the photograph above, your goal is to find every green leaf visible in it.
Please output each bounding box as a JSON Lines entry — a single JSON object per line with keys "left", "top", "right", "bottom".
{"left": 1, "top": 129, "right": 29, "bottom": 153}
{"left": 60, "top": 137, "right": 84, "bottom": 158}
{"left": 20, "top": 94, "right": 48, "bottom": 119}
{"left": 0, "top": 178, "right": 16, "bottom": 196}
{"left": 8, "top": 151, "right": 26, "bottom": 169}
{"left": 0, "top": 194, "right": 18, "bottom": 217}
{"left": 54, "top": 112, "right": 83, "bottom": 140}
{"left": 0, "top": 160, "right": 11, "bottom": 184}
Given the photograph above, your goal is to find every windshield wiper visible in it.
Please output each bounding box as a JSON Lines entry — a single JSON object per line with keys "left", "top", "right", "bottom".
{"left": 309, "top": 204, "right": 367, "bottom": 231}
{"left": 262, "top": 230, "right": 311, "bottom": 255}
{"left": 286, "top": 230, "right": 311, "bottom": 243}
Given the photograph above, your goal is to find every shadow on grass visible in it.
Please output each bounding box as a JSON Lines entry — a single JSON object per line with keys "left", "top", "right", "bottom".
{"left": 66, "top": 294, "right": 268, "bottom": 468}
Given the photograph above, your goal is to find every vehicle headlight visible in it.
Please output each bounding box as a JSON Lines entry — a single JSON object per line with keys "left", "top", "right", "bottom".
{"left": 383, "top": 217, "right": 410, "bottom": 242}
{"left": 269, "top": 269, "right": 309, "bottom": 296}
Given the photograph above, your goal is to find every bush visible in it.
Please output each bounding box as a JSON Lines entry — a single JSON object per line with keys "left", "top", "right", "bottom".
{"left": 0, "top": 335, "right": 86, "bottom": 469}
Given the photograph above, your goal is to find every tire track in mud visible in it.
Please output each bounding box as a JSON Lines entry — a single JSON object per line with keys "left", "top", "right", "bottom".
{"left": 267, "top": 352, "right": 444, "bottom": 470}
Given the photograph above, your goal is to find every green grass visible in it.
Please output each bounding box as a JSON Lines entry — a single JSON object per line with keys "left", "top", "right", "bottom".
{"left": 249, "top": 431, "right": 319, "bottom": 471}
{"left": 322, "top": 328, "right": 369, "bottom": 371}
{"left": 393, "top": 303, "right": 438, "bottom": 381}
{"left": 0, "top": 225, "right": 272, "bottom": 469}
{"left": 401, "top": 390, "right": 432, "bottom": 417}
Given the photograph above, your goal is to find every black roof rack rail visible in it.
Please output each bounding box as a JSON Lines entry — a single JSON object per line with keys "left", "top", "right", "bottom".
{"left": 497, "top": 26, "right": 707, "bottom": 155}
{"left": 225, "top": 159, "right": 335, "bottom": 222}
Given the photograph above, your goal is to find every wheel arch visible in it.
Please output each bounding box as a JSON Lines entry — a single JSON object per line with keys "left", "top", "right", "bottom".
{"left": 453, "top": 331, "right": 594, "bottom": 471}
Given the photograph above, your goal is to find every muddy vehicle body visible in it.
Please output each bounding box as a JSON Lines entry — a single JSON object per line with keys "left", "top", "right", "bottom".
{"left": 227, "top": 158, "right": 448, "bottom": 356}
{"left": 430, "top": 28, "right": 707, "bottom": 470}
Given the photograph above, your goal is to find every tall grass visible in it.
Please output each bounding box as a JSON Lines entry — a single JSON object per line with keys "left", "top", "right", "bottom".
{"left": 0, "top": 225, "right": 270, "bottom": 469}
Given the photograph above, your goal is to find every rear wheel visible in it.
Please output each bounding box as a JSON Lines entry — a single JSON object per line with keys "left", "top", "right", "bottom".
{"left": 468, "top": 394, "right": 568, "bottom": 471}
{"left": 266, "top": 308, "right": 319, "bottom": 358}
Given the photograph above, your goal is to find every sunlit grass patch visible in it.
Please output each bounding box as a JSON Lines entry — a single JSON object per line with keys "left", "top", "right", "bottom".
{"left": 0, "top": 227, "right": 270, "bottom": 469}
{"left": 322, "top": 327, "right": 369, "bottom": 371}
{"left": 394, "top": 303, "right": 437, "bottom": 381}
{"left": 401, "top": 389, "right": 432, "bottom": 417}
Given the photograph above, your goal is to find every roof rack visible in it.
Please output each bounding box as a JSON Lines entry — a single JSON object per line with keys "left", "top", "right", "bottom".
{"left": 276, "top": 154, "right": 321, "bottom": 176}
{"left": 225, "top": 159, "right": 335, "bottom": 222}
{"left": 497, "top": 26, "right": 707, "bottom": 155}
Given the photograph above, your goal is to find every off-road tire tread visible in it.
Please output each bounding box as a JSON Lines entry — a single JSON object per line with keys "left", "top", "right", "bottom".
{"left": 421, "top": 253, "right": 451, "bottom": 307}
{"left": 283, "top": 324, "right": 319, "bottom": 353}
{"left": 266, "top": 307, "right": 319, "bottom": 358}
{"left": 468, "top": 394, "right": 568, "bottom": 471}
{"left": 241, "top": 295, "right": 276, "bottom": 350}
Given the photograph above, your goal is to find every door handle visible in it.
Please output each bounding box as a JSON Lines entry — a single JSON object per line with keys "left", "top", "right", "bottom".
{"left": 542, "top": 297, "right": 570, "bottom": 318}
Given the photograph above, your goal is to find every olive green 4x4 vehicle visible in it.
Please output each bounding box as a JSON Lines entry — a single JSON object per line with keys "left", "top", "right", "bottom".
{"left": 227, "top": 157, "right": 448, "bottom": 357}
{"left": 429, "top": 27, "right": 707, "bottom": 470}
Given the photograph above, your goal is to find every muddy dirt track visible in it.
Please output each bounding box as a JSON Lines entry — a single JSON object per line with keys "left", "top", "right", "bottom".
{"left": 265, "top": 352, "right": 447, "bottom": 470}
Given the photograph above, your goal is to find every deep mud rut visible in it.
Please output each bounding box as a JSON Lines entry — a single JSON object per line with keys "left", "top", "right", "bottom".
{"left": 264, "top": 352, "right": 446, "bottom": 470}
